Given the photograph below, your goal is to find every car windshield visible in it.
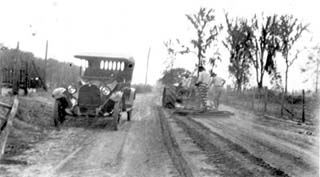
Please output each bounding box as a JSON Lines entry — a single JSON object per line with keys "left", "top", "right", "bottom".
{"left": 83, "top": 60, "right": 126, "bottom": 77}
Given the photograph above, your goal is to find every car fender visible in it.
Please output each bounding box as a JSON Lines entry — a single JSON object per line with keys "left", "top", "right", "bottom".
{"left": 110, "top": 91, "right": 124, "bottom": 102}
{"left": 52, "top": 87, "right": 67, "bottom": 99}
{"left": 126, "top": 87, "right": 136, "bottom": 106}
{"left": 130, "top": 87, "right": 136, "bottom": 100}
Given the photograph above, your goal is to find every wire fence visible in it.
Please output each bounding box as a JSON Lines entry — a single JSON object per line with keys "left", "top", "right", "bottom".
{"left": 221, "top": 87, "right": 319, "bottom": 125}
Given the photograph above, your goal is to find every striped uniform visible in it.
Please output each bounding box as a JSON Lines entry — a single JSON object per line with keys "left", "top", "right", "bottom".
{"left": 197, "top": 71, "right": 211, "bottom": 111}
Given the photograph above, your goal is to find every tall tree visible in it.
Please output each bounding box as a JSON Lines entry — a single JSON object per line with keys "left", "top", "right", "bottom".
{"left": 301, "top": 44, "right": 320, "bottom": 93}
{"left": 250, "top": 14, "right": 281, "bottom": 89}
{"left": 185, "top": 7, "right": 222, "bottom": 75}
{"left": 224, "top": 14, "right": 254, "bottom": 91}
{"left": 163, "top": 39, "right": 188, "bottom": 70}
{"left": 277, "top": 14, "right": 308, "bottom": 94}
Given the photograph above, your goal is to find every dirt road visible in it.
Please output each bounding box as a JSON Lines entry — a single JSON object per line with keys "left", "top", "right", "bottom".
{"left": 1, "top": 93, "right": 318, "bottom": 177}
{"left": 161, "top": 104, "right": 319, "bottom": 177}
{"left": 1, "top": 94, "right": 179, "bottom": 177}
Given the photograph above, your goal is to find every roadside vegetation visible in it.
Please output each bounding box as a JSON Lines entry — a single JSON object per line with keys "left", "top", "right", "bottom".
{"left": 161, "top": 7, "right": 315, "bottom": 94}
{"left": 160, "top": 7, "right": 318, "bottom": 124}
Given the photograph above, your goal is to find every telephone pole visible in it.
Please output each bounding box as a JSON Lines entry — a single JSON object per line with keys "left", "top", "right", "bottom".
{"left": 145, "top": 47, "right": 151, "bottom": 85}
{"left": 12, "top": 42, "right": 20, "bottom": 95}
{"left": 44, "top": 40, "right": 48, "bottom": 90}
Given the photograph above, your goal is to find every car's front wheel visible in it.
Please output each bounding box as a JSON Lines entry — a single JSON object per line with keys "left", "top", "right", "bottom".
{"left": 112, "top": 101, "right": 122, "bottom": 131}
{"left": 53, "top": 99, "right": 66, "bottom": 128}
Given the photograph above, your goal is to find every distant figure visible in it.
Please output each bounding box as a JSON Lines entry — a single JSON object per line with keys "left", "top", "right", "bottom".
{"left": 180, "top": 73, "right": 192, "bottom": 96}
{"left": 181, "top": 73, "right": 191, "bottom": 88}
{"left": 209, "top": 72, "right": 226, "bottom": 109}
{"left": 195, "top": 66, "right": 211, "bottom": 112}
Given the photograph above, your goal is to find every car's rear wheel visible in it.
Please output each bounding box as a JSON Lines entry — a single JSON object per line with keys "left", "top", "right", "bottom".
{"left": 127, "top": 110, "right": 132, "bottom": 121}
{"left": 162, "top": 87, "right": 177, "bottom": 109}
{"left": 53, "top": 99, "right": 66, "bottom": 128}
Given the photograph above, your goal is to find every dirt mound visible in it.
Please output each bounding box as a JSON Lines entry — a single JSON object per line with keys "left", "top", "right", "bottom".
{"left": 0, "top": 93, "right": 54, "bottom": 162}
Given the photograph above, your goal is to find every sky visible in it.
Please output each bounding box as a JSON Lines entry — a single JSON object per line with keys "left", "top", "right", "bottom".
{"left": 0, "top": 0, "right": 319, "bottom": 91}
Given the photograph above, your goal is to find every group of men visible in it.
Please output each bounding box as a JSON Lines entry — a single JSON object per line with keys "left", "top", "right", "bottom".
{"left": 181, "top": 66, "right": 225, "bottom": 112}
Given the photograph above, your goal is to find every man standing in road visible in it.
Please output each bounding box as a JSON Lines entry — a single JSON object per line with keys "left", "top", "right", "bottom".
{"left": 195, "top": 66, "right": 211, "bottom": 112}
{"left": 209, "top": 72, "right": 226, "bottom": 110}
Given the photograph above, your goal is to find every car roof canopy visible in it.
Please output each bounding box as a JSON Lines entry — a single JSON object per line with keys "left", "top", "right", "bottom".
{"left": 74, "top": 52, "right": 135, "bottom": 64}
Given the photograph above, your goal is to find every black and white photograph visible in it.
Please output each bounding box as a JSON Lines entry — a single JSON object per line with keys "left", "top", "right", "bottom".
{"left": 0, "top": 0, "right": 319, "bottom": 176}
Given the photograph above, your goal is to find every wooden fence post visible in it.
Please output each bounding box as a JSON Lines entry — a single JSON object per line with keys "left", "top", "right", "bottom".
{"left": 251, "top": 88, "right": 255, "bottom": 110}
{"left": 281, "top": 88, "right": 284, "bottom": 117}
{"left": 0, "top": 96, "right": 19, "bottom": 159}
{"left": 302, "top": 89, "right": 305, "bottom": 123}
{"left": 264, "top": 87, "right": 268, "bottom": 112}
{"left": 291, "top": 91, "right": 294, "bottom": 119}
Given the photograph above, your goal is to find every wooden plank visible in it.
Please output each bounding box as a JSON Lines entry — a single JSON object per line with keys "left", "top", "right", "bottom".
{"left": 0, "top": 102, "right": 11, "bottom": 109}
{"left": 0, "top": 95, "right": 19, "bottom": 159}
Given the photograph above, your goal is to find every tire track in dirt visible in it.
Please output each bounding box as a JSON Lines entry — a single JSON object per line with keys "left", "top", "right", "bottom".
{"left": 197, "top": 116, "right": 317, "bottom": 177}
{"left": 174, "top": 114, "right": 291, "bottom": 177}
{"left": 117, "top": 95, "right": 179, "bottom": 177}
{"left": 51, "top": 109, "right": 135, "bottom": 177}
{"left": 157, "top": 107, "right": 194, "bottom": 177}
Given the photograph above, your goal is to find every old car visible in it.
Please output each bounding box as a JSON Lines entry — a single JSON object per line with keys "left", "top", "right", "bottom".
{"left": 52, "top": 53, "right": 136, "bottom": 130}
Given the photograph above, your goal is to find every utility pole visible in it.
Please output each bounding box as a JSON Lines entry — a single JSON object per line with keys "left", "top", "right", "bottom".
{"left": 12, "top": 42, "right": 20, "bottom": 95}
{"left": 316, "top": 57, "right": 319, "bottom": 93}
{"left": 145, "top": 47, "right": 151, "bottom": 85}
{"left": 0, "top": 46, "right": 3, "bottom": 95}
{"left": 44, "top": 40, "right": 48, "bottom": 90}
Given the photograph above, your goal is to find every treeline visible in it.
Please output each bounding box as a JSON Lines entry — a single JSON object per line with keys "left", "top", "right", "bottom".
{"left": 163, "top": 7, "right": 317, "bottom": 95}
{"left": 0, "top": 47, "right": 80, "bottom": 89}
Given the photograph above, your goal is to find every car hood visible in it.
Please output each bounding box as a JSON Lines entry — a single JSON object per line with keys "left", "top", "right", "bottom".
{"left": 79, "top": 78, "right": 117, "bottom": 90}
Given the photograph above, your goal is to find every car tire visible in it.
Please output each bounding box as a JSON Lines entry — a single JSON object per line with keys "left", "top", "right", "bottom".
{"left": 127, "top": 110, "right": 132, "bottom": 121}
{"left": 163, "top": 87, "right": 176, "bottom": 109}
{"left": 112, "top": 101, "right": 121, "bottom": 131}
{"left": 53, "top": 99, "right": 66, "bottom": 128}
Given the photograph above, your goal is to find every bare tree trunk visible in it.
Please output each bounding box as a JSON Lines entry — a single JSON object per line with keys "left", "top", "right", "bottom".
{"left": 258, "top": 66, "right": 264, "bottom": 89}
{"left": 197, "top": 42, "right": 202, "bottom": 77}
{"left": 285, "top": 64, "right": 289, "bottom": 95}
{"left": 237, "top": 80, "right": 242, "bottom": 92}
{"left": 257, "top": 47, "right": 265, "bottom": 89}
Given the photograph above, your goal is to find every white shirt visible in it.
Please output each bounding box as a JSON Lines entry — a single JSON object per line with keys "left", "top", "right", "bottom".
{"left": 197, "top": 71, "right": 211, "bottom": 85}
{"left": 182, "top": 77, "right": 192, "bottom": 88}
{"left": 210, "top": 76, "right": 225, "bottom": 87}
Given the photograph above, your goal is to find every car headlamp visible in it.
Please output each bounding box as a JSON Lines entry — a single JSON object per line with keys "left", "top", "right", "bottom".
{"left": 67, "top": 85, "right": 77, "bottom": 94}
{"left": 100, "top": 86, "right": 111, "bottom": 95}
